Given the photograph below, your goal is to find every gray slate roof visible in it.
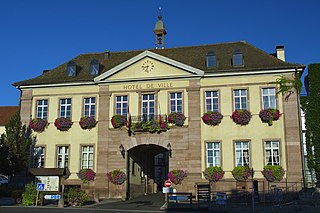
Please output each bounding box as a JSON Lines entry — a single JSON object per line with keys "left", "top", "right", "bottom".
{"left": 13, "top": 41, "right": 305, "bottom": 87}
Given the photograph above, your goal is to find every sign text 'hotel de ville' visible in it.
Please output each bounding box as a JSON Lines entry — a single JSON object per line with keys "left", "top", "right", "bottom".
{"left": 123, "top": 82, "right": 174, "bottom": 90}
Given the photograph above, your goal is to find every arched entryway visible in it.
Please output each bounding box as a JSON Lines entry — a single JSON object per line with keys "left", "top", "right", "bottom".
{"left": 127, "top": 144, "right": 169, "bottom": 199}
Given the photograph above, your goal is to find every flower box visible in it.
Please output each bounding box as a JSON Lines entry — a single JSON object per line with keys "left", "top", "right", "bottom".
{"left": 54, "top": 117, "right": 73, "bottom": 131}
{"left": 168, "top": 169, "right": 187, "bottom": 185}
{"left": 259, "top": 108, "right": 280, "bottom": 126}
{"left": 78, "top": 168, "right": 96, "bottom": 183}
{"left": 79, "top": 116, "right": 97, "bottom": 130}
{"left": 203, "top": 166, "right": 225, "bottom": 182}
{"left": 106, "top": 169, "right": 127, "bottom": 185}
{"left": 232, "top": 109, "right": 252, "bottom": 125}
{"left": 111, "top": 114, "right": 126, "bottom": 128}
{"left": 168, "top": 112, "right": 186, "bottom": 126}
{"left": 202, "top": 111, "right": 223, "bottom": 126}
{"left": 231, "top": 166, "right": 252, "bottom": 181}
{"left": 261, "top": 165, "right": 285, "bottom": 182}
{"left": 131, "top": 120, "right": 170, "bottom": 134}
{"left": 29, "top": 118, "right": 48, "bottom": 132}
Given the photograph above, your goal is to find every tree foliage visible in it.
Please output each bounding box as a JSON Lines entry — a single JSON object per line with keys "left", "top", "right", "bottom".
{"left": 272, "top": 74, "right": 302, "bottom": 101}
{"left": 0, "top": 111, "right": 35, "bottom": 176}
{"left": 301, "top": 64, "right": 320, "bottom": 186}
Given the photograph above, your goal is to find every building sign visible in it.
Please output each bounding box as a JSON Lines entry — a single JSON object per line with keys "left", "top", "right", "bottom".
{"left": 123, "top": 82, "right": 173, "bottom": 90}
{"left": 36, "top": 176, "right": 59, "bottom": 192}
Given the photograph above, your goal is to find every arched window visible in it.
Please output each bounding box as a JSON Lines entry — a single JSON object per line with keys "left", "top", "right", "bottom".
{"left": 90, "top": 59, "right": 99, "bottom": 75}
{"left": 233, "top": 49, "right": 244, "bottom": 66}
{"left": 206, "top": 51, "right": 217, "bottom": 68}
{"left": 67, "top": 61, "right": 77, "bottom": 77}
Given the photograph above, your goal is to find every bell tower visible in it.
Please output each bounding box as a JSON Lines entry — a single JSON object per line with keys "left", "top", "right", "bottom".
{"left": 153, "top": 15, "right": 167, "bottom": 49}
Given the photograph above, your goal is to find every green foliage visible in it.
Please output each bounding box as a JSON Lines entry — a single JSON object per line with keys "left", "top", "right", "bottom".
{"left": 203, "top": 166, "right": 225, "bottom": 182}
{"left": 65, "top": 187, "right": 88, "bottom": 206}
{"left": 22, "top": 183, "right": 39, "bottom": 206}
{"left": 261, "top": 165, "right": 285, "bottom": 182}
{"left": 302, "top": 64, "right": 320, "bottom": 186}
{"left": 272, "top": 74, "right": 302, "bottom": 101}
{"left": 0, "top": 111, "right": 36, "bottom": 176}
{"left": 231, "top": 166, "right": 252, "bottom": 181}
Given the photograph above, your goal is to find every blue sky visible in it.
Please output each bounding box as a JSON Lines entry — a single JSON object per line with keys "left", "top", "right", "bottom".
{"left": 1, "top": 0, "right": 319, "bottom": 106}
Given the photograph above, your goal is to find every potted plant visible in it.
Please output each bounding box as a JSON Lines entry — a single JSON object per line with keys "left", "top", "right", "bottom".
{"left": 131, "top": 120, "right": 170, "bottom": 134}
{"left": 231, "top": 166, "right": 252, "bottom": 181}
{"left": 79, "top": 116, "right": 97, "bottom": 130}
{"left": 78, "top": 168, "right": 96, "bottom": 183}
{"left": 261, "top": 165, "right": 285, "bottom": 182}
{"left": 202, "top": 111, "right": 223, "bottom": 126}
{"left": 29, "top": 118, "right": 48, "bottom": 132}
{"left": 111, "top": 114, "right": 126, "bottom": 128}
{"left": 168, "top": 169, "right": 187, "bottom": 185}
{"left": 106, "top": 169, "right": 127, "bottom": 185}
{"left": 54, "top": 117, "right": 73, "bottom": 131}
{"left": 232, "top": 109, "right": 252, "bottom": 125}
{"left": 168, "top": 112, "right": 186, "bottom": 126}
{"left": 203, "top": 166, "right": 225, "bottom": 182}
{"left": 259, "top": 108, "right": 280, "bottom": 126}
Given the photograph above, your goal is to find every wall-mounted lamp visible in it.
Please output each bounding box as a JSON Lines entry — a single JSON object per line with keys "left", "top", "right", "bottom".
{"left": 167, "top": 143, "right": 172, "bottom": 158}
{"left": 119, "top": 144, "right": 125, "bottom": 159}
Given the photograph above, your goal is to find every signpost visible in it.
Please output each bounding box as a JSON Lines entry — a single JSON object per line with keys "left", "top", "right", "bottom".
{"left": 36, "top": 183, "right": 45, "bottom": 206}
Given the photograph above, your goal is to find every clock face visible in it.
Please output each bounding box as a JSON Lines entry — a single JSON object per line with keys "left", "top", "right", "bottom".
{"left": 141, "top": 60, "right": 154, "bottom": 73}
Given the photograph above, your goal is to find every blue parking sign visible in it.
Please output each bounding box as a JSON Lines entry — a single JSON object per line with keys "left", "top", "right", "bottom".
{"left": 36, "top": 183, "right": 45, "bottom": 191}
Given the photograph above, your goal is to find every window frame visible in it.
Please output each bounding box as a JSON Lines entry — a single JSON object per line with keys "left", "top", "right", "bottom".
{"left": 36, "top": 99, "right": 49, "bottom": 120}
{"left": 234, "top": 141, "right": 251, "bottom": 167}
{"left": 90, "top": 59, "right": 99, "bottom": 75}
{"left": 204, "top": 90, "right": 220, "bottom": 112}
{"left": 232, "top": 49, "right": 244, "bottom": 67}
{"left": 67, "top": 61, "right": 77, "bottom": 77}
{"left": 206, "top": 51, "right": 217, "bottom": 68}
{"left": 80, "top": 145, "right": 95, "bottom": 170}
{"left": 233, "top": 89, "right": 248, "bottom": 110}
{"left": 261, "top": 87, "right": 277, "bottom": 109}
{"left": 34, "top": 146, "right": 46, "bottom": 168}
{"left": 206, "top": 141, "right": 221, "bottom": 167}
{"left": 115, "top": 95, "right": 128, "bottom": 116}
{"left": 264, "top": 140, "right": 281, "bottom": 166}
{"left": 59, "top": 98, "right": 72, "bottom": 119}
{"left": 169, "top": 92, "right": 183, "bottom": 113}
{"left": 141, "top": 93, "right": 155, "bottom": 121}
{"left": 56, "top": 145, "right": 70, "bottom": 168}
{"left": 83, "top": 97, "right": 96, "bottom": 118}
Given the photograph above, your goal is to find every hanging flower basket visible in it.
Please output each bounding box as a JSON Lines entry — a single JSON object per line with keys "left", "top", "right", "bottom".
{"left": 54, "top": 117, "right": 73, "bottom": 131}
{"left": 168, "top": 169, "right": 187, "bottom": 185}
{"left": 231, "top": 166, "right": 252, "bottom": 181}
{"left": 79, "top": 116, "right": 97, "bottom": 130}
{"left": 111, "top": 114, "right": 126, "bottom": 128}
{"left": 261, "top": 165, "right": 285, "bottom": 182}
{"left": 106, "top": 169, "right": 127, "bottom": 185}
{"left": 259, "top": 108, "right": 280, "bottom": 126}
{"left": 232, "top": 109, "right": 252, "bottom": 125}
{"left": 203, "top": 166, "right": 225, "bottom": 182}
{"left": 168, "top": 112, "right": 186, "bottom": 126}
{"left": 202, "top": 111, "right": 223, "bottom": 126}
{"left": 29, "top": 118, "right": 48, "bottom": 132}
{"left": 78, "top": 168, "right": 96, "bottom": 183}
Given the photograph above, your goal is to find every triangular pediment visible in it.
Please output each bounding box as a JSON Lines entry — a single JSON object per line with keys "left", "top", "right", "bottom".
{"left": 94, "top": 50, "right": 204, "bottom": 82}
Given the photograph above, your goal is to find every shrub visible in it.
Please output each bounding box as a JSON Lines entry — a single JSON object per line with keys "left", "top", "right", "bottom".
{"left": 168, "top": 112, "right": 186, "bottom": 126}
{"left": 231, "top": 166, "right": 252, "bottom": 181}
{"left": 29, "top": 118, "right": 48, "bottom": 132}
{"left": 54, "top": 117, "right": 73, "bottom": 131}
{"left": 107, "top": 169, "right": 127, "bottom": 185}
{"left": 168, "top": 169, "right": 187, "bottom": 185}
{"left": 65, "top": 187, "right": 88, "bottom": 206}
{"left": 22, "top": 183, "right": 40, "bottom": 206}
{"left": 261, "top": 165, "right": 285, "bottom": 182}
{"left": 79, "top": 116, "right": 97, "bottom": 129}
{"left": 111, "top": 114, "right": 126, "bottom": 128}
{"left": 202, "top": 111, "right": 223, "bottom": 126}
{"left": 78, "top": 168, "right": 96, "bottom": 183}
{"left": 203, "top": 166, "right": 225, "bottom": 182}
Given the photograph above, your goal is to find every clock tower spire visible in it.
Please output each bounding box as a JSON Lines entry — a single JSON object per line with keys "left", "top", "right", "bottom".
{"left": 153, "top": 9, "right": 167, "bottom": 49}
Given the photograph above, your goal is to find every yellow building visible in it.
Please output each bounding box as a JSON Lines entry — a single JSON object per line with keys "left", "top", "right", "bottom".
{"left": 14, "top": 16, "right": 305, "bottom": 199}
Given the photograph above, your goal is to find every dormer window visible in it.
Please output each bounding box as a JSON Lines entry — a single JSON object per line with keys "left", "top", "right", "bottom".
{"left": 206, "top": 51, "right": 217, "bottom": 68}
{"left": 67, "top": 61, "right": 77, "bottom": 77}
{"left": 232, "top": 49, "right": 244, "bottom": 66}
{"left": 90, "top": 59, "right": 99, "bottom": 75}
